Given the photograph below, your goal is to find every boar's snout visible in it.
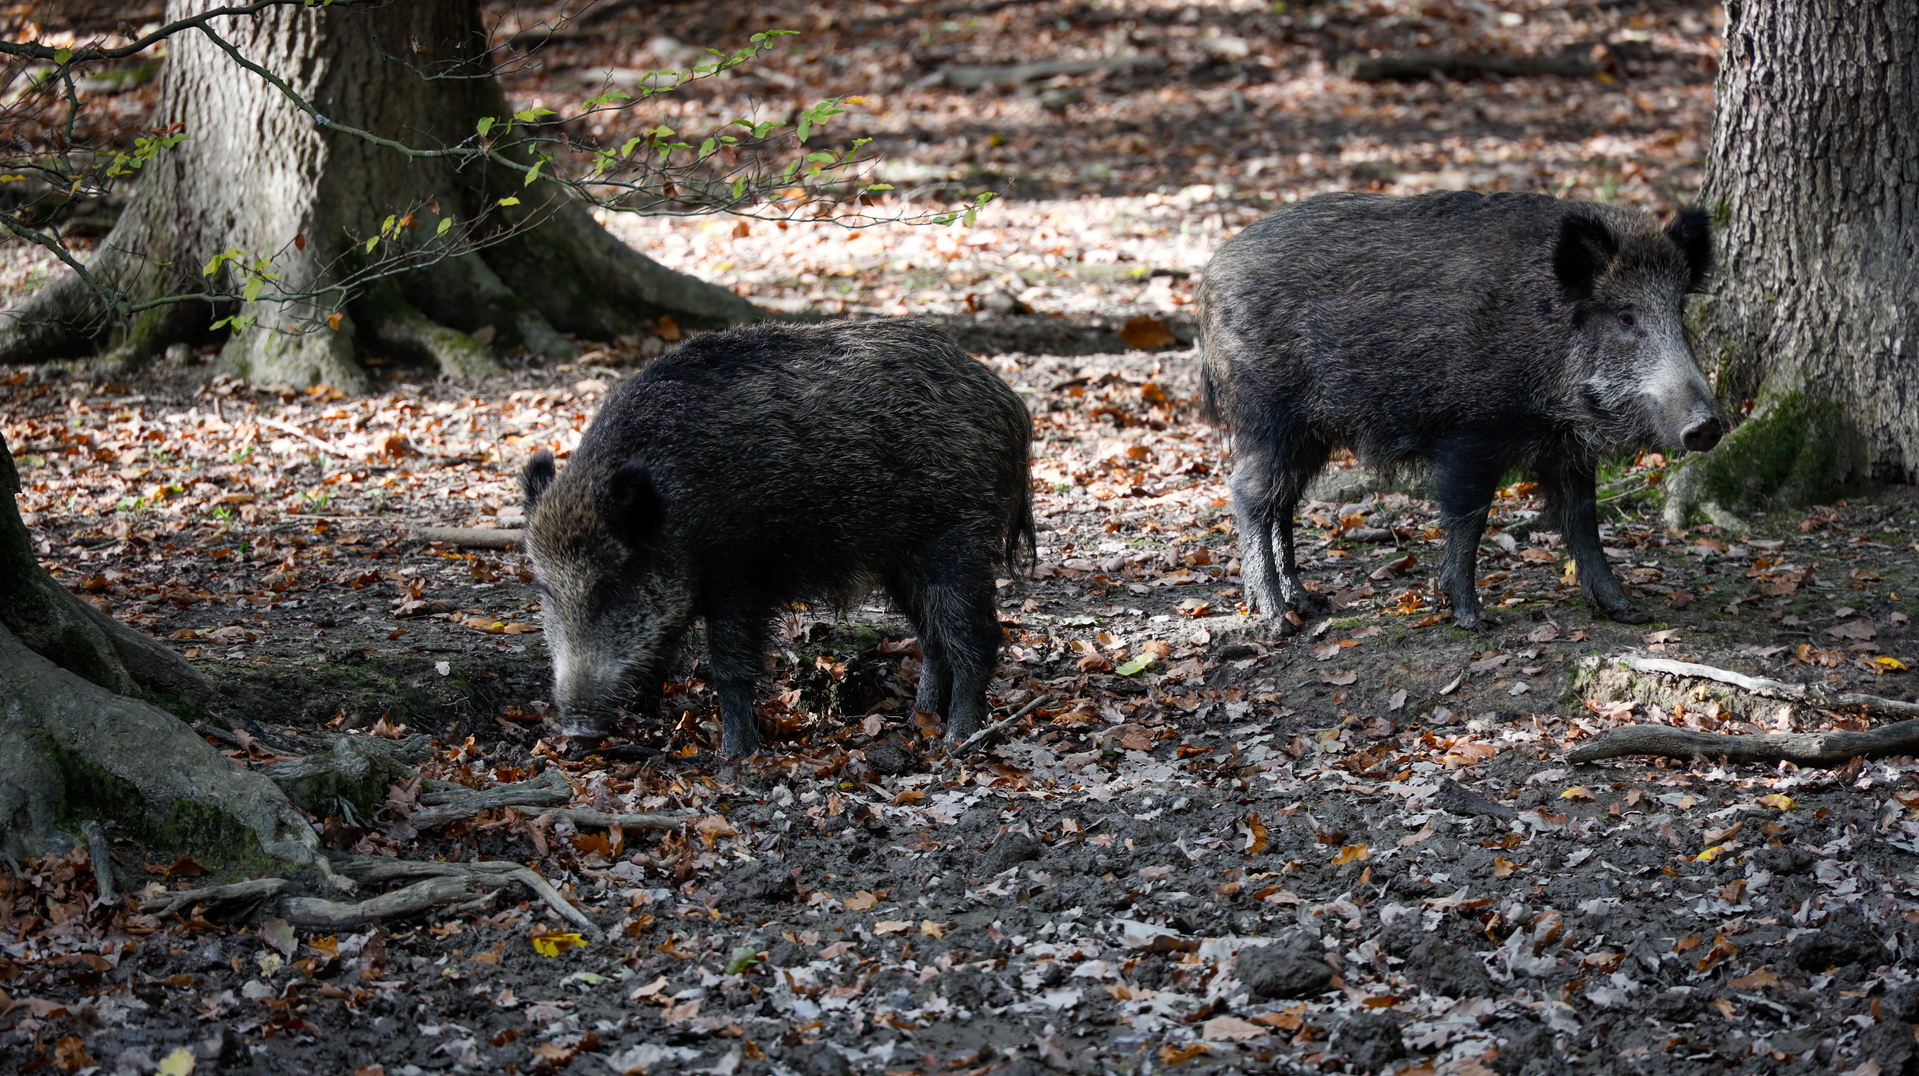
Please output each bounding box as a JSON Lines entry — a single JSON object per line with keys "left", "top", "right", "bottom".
{"left": 1682, "top": 416, "right": 1724, "bottom": 453}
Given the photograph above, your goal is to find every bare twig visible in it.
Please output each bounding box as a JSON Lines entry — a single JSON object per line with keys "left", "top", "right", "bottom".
{"left": 918, "top": 55, "right": 1155, "bottom": 89}
{"left": 416, "top": 527, "right": 524, "bottom": 550}
{"left": 953, "top": 694, "right": 1053, "bottom": 755}
{"left": 256, "top": 418, "right": 356, "bottom": 458}
{"left": 1567, "top": 721, "right": 1919, "bottom": 767}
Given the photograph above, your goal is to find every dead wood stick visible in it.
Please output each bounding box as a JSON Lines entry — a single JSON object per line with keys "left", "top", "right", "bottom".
{"left": 1347, "top": 52, "right": 1597, "bottom": 82}
{"left": 953, "top": 695, "right": 1054, "bottom": 755}
{"left": 416, "top": 527, "right": 524, "bottom": 550}
{"left": 1567, "top": 720, "right": 1919, "bottom": 767}
{"left": 537, "top": 807, "right": 697, "bottom": 832}
{"left": 919, "top": 55, "right": 1151, "bottom": 88}
{"left": 1434, "top": 777, "right": 1518, "bottom": 821}
{"left": 307, "top": 858, "right": 603, "bottom": 937}
{"left": 1617, "top": 655, "right": 1919, "bottom": 717}
{"left": 405, "top": 770, "right": 571, "bottom": 829}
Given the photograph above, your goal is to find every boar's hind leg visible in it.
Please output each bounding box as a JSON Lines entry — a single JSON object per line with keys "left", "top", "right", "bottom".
{"left": 1434, "top": 454, "right": 1502, "bottom": 631}
{"left": 1229, "top": 440, "right": 1327, "bottom": 621}
{"left": 888, "top": 545, "right": 1000, "bottom": 743}
{"left": 706, "top": 610, "right": 770, "bottom": 757}
{"left": 1539, "top": 462, "right": 1649, "bottom": 624}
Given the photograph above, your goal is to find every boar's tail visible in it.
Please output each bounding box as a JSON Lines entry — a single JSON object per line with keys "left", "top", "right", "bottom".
{"left": 1195, "top": 331, "right": 1228, "bottom": 429}
{"left": 1004, "top": 492, "right": 1039, "bottom": 577}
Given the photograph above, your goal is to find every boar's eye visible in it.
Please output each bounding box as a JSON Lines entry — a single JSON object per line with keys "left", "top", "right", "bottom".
{"left": 1617, "top": 309, "right": 1638, "bottom": 330}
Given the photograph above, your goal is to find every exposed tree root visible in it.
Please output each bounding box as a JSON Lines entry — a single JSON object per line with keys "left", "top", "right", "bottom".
{"left": 405, "top": 250, "right": 574, "bottom": 362}
{"left": 1568, "top": 721, "right": 1919, "bottom": 767}
{"left": 353, "top": 285, "right": 503, "bottom": 380}
{"left": 1615, "top": 655, "right": 1919, "bottom": 717}
{"left": 1567, "top": 654, "right": 1919, "bottom": 766}
{"left": 405, "top": 768, "right": 573, "bottom": 829}
{"left": 146, "top": 858, "right": 601, "bottom": 936}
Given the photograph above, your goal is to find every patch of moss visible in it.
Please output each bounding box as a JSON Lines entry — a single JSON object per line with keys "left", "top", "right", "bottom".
{"left": 51, "top": 745, "right": 278, "bottom": 876}
{"left": 1691, "top": 391, "right": 1868, "bottom": 509}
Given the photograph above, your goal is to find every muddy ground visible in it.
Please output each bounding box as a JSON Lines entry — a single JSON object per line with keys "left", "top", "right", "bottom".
{"left": 4, "top": 334, "right": 1919, "bottom": 1076}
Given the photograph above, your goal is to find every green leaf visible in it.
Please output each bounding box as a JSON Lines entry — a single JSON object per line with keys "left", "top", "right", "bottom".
{"left": 513, "top": 107, "right": 556, "bottom": 122}
{"left": 436, "top": 218, "right": 452, "bottom": 235}
{"left": 620, "top": 137, "right": 644, "bottom": 157}
{"left": 242, "top": 274, "right": 264, "bottom": 303}
{"left": 1115, "top": 655, "right": 1153, "bottom": 676}
{"left": 497, "top": 196, "right": 520, "bottom": 207}
{"left": 52, "top": 48, "right": 71, "bottom": 66}
{"left": 698, "top": 137, "right": 717, "bottom": 158}
{"left": 365, "top": 236, "right": 379, "bottom": 253}
{"left": 524, "top": 161, "right": 542, "bottom": 187}
{"left": 475, "top": 117, "right": 495, "bottom": 137}
{"left": 866, "top": 183, "right": 895, "bottom": 191}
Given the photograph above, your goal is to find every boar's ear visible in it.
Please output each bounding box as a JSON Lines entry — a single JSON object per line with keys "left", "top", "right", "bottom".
{"left": 605, "top": 460, "right": 665, "bottom": 546}
{"left": 1663, "top": 206, "right": 1714, "bottom": 293}
{"left": 521, "top": 451, "right": 556, "bottom": 509}
{"left": 1552, "top": 214, "right": 1619, "bottom": 304}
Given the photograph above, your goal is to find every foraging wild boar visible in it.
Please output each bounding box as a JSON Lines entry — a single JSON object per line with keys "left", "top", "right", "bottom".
{"left": 1198, "top": 191, "right": 1721, "bottom": 629}
{"left": 520, "top": 319, "right": 1035, "bottom": 757}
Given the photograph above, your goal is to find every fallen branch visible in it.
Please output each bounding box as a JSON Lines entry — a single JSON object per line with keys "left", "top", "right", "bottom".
{"left": 280, "top": 875, "right": 479, "bottom": 930}
{"left": 1567, "top": 720, "right": 1919, "bottom": 767}
{"left": 1616, "top": 655, "right": 1919, "bottom": 718}
{"left": 537, "top": 807, "right": 695, "bottom": 832}
{"left": 953, "top": 694, "right": 1053, "bottom": 755}
{"left": 404, "top": 769, "right": 571, "bottom": 829}
{"left": 416, "top": 526, "right": 524, "bottom": 550}
{"left": 917, "top": 55, "right": 1153, "bottom": 89}
{"left": 1347, "top": 52, "right": 1596, "bottom": 82}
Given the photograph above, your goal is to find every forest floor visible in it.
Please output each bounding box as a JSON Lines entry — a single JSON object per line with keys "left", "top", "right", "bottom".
{"left": 5, "top": 2, "right": 1919, "bottom": 1076}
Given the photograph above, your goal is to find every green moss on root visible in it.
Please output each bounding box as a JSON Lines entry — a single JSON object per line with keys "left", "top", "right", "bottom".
{"left": 1693, "top": 391, "right": 1868, "bottom": 509}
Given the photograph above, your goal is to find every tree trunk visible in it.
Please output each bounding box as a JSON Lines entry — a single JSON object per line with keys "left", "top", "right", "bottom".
{"left": 0, "top": 0, "right": 764, "bottom": 387}
{"left": 1698, "top": 0, "right": 1919, "bottom": 492}
{"left": 0, "top": 431, "right": 331, "bottom": 878}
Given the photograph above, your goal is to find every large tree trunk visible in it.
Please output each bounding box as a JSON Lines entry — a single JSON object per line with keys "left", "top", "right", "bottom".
{"left": 1696, "top": 0, "right": 1919, "bottom": 494}
{"left": 0, "top": 0, "right": 763, "bottom": 388}
{"left": 0, "top": 432, "right": 331, "bottom": 877}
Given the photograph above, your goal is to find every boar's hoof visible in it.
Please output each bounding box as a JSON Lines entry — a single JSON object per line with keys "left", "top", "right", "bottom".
{"left": 1601, "top": 604, "right": 1652, "bottom": 625}
{"left": 1451, "top": 611, "right": 1498, "bottom": 632}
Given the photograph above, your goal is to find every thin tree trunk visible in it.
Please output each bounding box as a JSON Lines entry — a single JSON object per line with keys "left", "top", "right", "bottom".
{"left": 1701, "top": 0, "right": 1919, "bottom": 481}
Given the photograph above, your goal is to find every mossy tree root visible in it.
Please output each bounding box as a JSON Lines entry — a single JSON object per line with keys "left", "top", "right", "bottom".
{"left": 0, "top": 618, "right": 331, "bottom": 878}
{"left": 1663, "top": 390, "right": 1868, "bottom": 528}
{"left": 350, "top": 284, "right": 503, "bottom": 380}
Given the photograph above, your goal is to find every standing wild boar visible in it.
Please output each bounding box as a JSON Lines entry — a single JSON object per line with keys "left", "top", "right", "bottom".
{"left": 520, "top": 319, "right": 1034, "bottom": 757}
{"left": 1198, "top": 191, "right": 1721, "bottom": 629}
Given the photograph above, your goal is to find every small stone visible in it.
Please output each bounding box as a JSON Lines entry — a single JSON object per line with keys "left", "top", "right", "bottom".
{"left": 982, "top": 832, "right": 1045, "bottom": 874}
{"left": 1789, "top": 904, "right": 1884, "bottom": 970}
{"left": 787, "top": 1044, "right": 849, "bottom": 1076}
{"left": 1331, "top": 1011, "right": 1405, "bottom": 1072}
{"left": 863, "top": 737, "right": 919, "bottom": 777}
{"left": 1236, "top": 933, "right": 1331, "bottom": 1000}
{"left": 1404, "top": 939, "right": 1496, "bottom": 999}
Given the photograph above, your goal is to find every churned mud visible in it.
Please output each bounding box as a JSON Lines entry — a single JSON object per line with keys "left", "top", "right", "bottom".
{"left": 4, "top": 336, "right": 1919, "bottom": 1076}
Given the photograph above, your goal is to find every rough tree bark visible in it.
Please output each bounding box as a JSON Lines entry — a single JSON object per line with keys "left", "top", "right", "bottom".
{"left": 0, "top": 0, "right": 763, "bottom": 389}
{"left": 0, "top": 431, "right": 331, "bottom": 877}
{"left": 1688, "top": 0, "right": 1919, "bottom": 506}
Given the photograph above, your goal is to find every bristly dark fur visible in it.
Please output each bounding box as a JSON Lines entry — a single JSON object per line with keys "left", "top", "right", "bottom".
{"left": 523, "top": 317, "right": 1035, "bottom": 756}
{"left": 1198, "top": 190, "right": 1720, "bottom": 631}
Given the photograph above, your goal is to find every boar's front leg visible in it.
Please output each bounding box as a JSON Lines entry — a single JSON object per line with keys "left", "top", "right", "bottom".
{"left": 706, "top": 608, "right": 769, "bottom": 757}
{"left": 1435, "top": 450, "right": 1502, "bottom": 631}
{"left": 1539, "top": 460, "right": 1649, "bottom": 624}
